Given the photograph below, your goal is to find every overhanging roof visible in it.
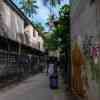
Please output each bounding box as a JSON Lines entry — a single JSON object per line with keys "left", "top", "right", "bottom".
{"left": 4, "top": 0, "right": 34, "bottom": 26}
{"left": 4, "top": 0, "right": 42, "bottom": 35}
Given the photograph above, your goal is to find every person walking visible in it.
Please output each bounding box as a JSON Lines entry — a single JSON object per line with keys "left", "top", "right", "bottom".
{"left": 48, "top": 59, "right": 58, "bottom": 89}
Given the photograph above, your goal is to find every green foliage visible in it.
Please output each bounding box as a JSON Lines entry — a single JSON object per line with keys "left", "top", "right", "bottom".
{"left": 45, "top": 5, "right": 70, "bottom": 52}
{"left": 43, "top": 0, "right": 62, "bottom": 21}
{"left": 44, "top": 35, "right": 58, "bottom": 50}
{"left": 20, "top": 0, "right": 38, "bottom": 18}
{"left": 33, "top": 22, "right": 44, "bottom": 33}
{"left": 59, "top": 4, "right": 70, "bottom": 16}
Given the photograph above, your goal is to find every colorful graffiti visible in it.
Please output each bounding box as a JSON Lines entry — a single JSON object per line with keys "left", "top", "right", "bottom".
{"left": 82, "top": 35, "right": 100, "bottom": 83}
{"left": 91, "top": 46, "right": 100, "bottom": 57}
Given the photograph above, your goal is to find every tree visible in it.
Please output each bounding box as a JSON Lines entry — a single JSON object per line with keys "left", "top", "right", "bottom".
{"left": 20, "top": 0, "right": 38, "bottom": 18}
{"left": 45, "top": 5, "right": 70, "bottom": 51}
{"left": 33, "top": 22, "right": 44, "bottom": 33}
{"left": 58, "top": 5, "right": 71, "bottom": 85}
{"left": 43, "top": 0, "right": 62, "bottom": 26}
{"left": 45, "top": 5, "right": 71, "bottom": 85}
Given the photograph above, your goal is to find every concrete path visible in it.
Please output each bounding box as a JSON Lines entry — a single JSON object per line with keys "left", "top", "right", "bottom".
{"left": 0, "top": 73, "right": 66, "bottom": 100}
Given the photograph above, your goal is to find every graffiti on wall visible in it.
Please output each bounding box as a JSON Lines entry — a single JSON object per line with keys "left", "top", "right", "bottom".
{"left": 82, "top": 35, "right": 100, "bottom": 83}
{"left": 82, "top": 35, "right": 93, "bottom": 58}
{"left": 91, "top": 45, "right": 100, "bottom": 58}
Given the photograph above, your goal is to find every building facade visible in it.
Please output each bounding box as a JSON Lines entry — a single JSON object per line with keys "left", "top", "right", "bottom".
{"left": 70, "top": 0, "right": 100, "bottom": 100}
{"left": 0, "top": 0, "right": 44, "bottom": 52}
{"left": 0, "top": 0, "right": 24, "bottom": 41}
{"left": 24, "top": 24, "right": 44, "bottom": 51}
{"left": 0, "top": 0, "right": 45, "bottom": 80}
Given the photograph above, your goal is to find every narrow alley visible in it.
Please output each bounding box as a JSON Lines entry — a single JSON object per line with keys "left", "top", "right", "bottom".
{"left": 1, "top": 0, "right": 100, "bottom": 100}
{"left": 0, "top": 73, "right": 67, "bottom": 100}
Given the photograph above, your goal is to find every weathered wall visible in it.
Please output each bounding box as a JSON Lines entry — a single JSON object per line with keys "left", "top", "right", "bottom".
{"left": 71, "top": 0, "right": 100, "bottom": 99}
{"left": 24, "top": 25, "right": 34, "bottom": 46}
{"left": 0, "top": 0, "right": 9, "bottom": 37}
{"left": 38, "top": 36, "right": 44, "bottom": 52}
{"left": 0, "top": 0, "right": 24, "bottom": 41}
{"left": 0, "top": 0, "right": 44, "bottom": 51}
{"left": 24, "top": 25, "right": 44, "bottom": 50}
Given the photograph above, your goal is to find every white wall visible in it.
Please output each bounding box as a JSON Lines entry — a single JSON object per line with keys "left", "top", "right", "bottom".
{"left": 0, "top": 1, "right": 24, "bottom": 41}
{"left": 38, "top": 36, "right": 44, "bottom": 51}
{"left": 0, "top": 0, "right": 44, "bottom": 51}
{"left": 24, "top": 25, "right": 40, "bottom": 49}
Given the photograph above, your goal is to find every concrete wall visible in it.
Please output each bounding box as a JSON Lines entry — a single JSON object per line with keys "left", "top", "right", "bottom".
{"left": 0, "top": 0, "right": 44, "bottom": 51}
{"left": 71, "top": 0, "right": 100, "bottom": 100}
{"left": 38, "top": 36, "right": 44, "bottom": 52}
{"left": 24, "top": 25, "right": 44, "bottom": 50}
{"left": 24, "top": 25, "right": 39, "bottom": 49}
{"left": 0, "top": 0, "right": 24, "bottom": 41}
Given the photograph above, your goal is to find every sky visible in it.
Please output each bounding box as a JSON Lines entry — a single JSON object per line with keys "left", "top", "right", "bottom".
{"left": 13, "top": 0, "right": 69, "bottom": 31}
{"left": 33, "top": 0, "right": 69, "bottom": 23}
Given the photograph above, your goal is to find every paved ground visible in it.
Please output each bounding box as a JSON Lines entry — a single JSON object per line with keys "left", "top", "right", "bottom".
{"left": 0, "top": 73, "right": 66, "bottom": 100}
